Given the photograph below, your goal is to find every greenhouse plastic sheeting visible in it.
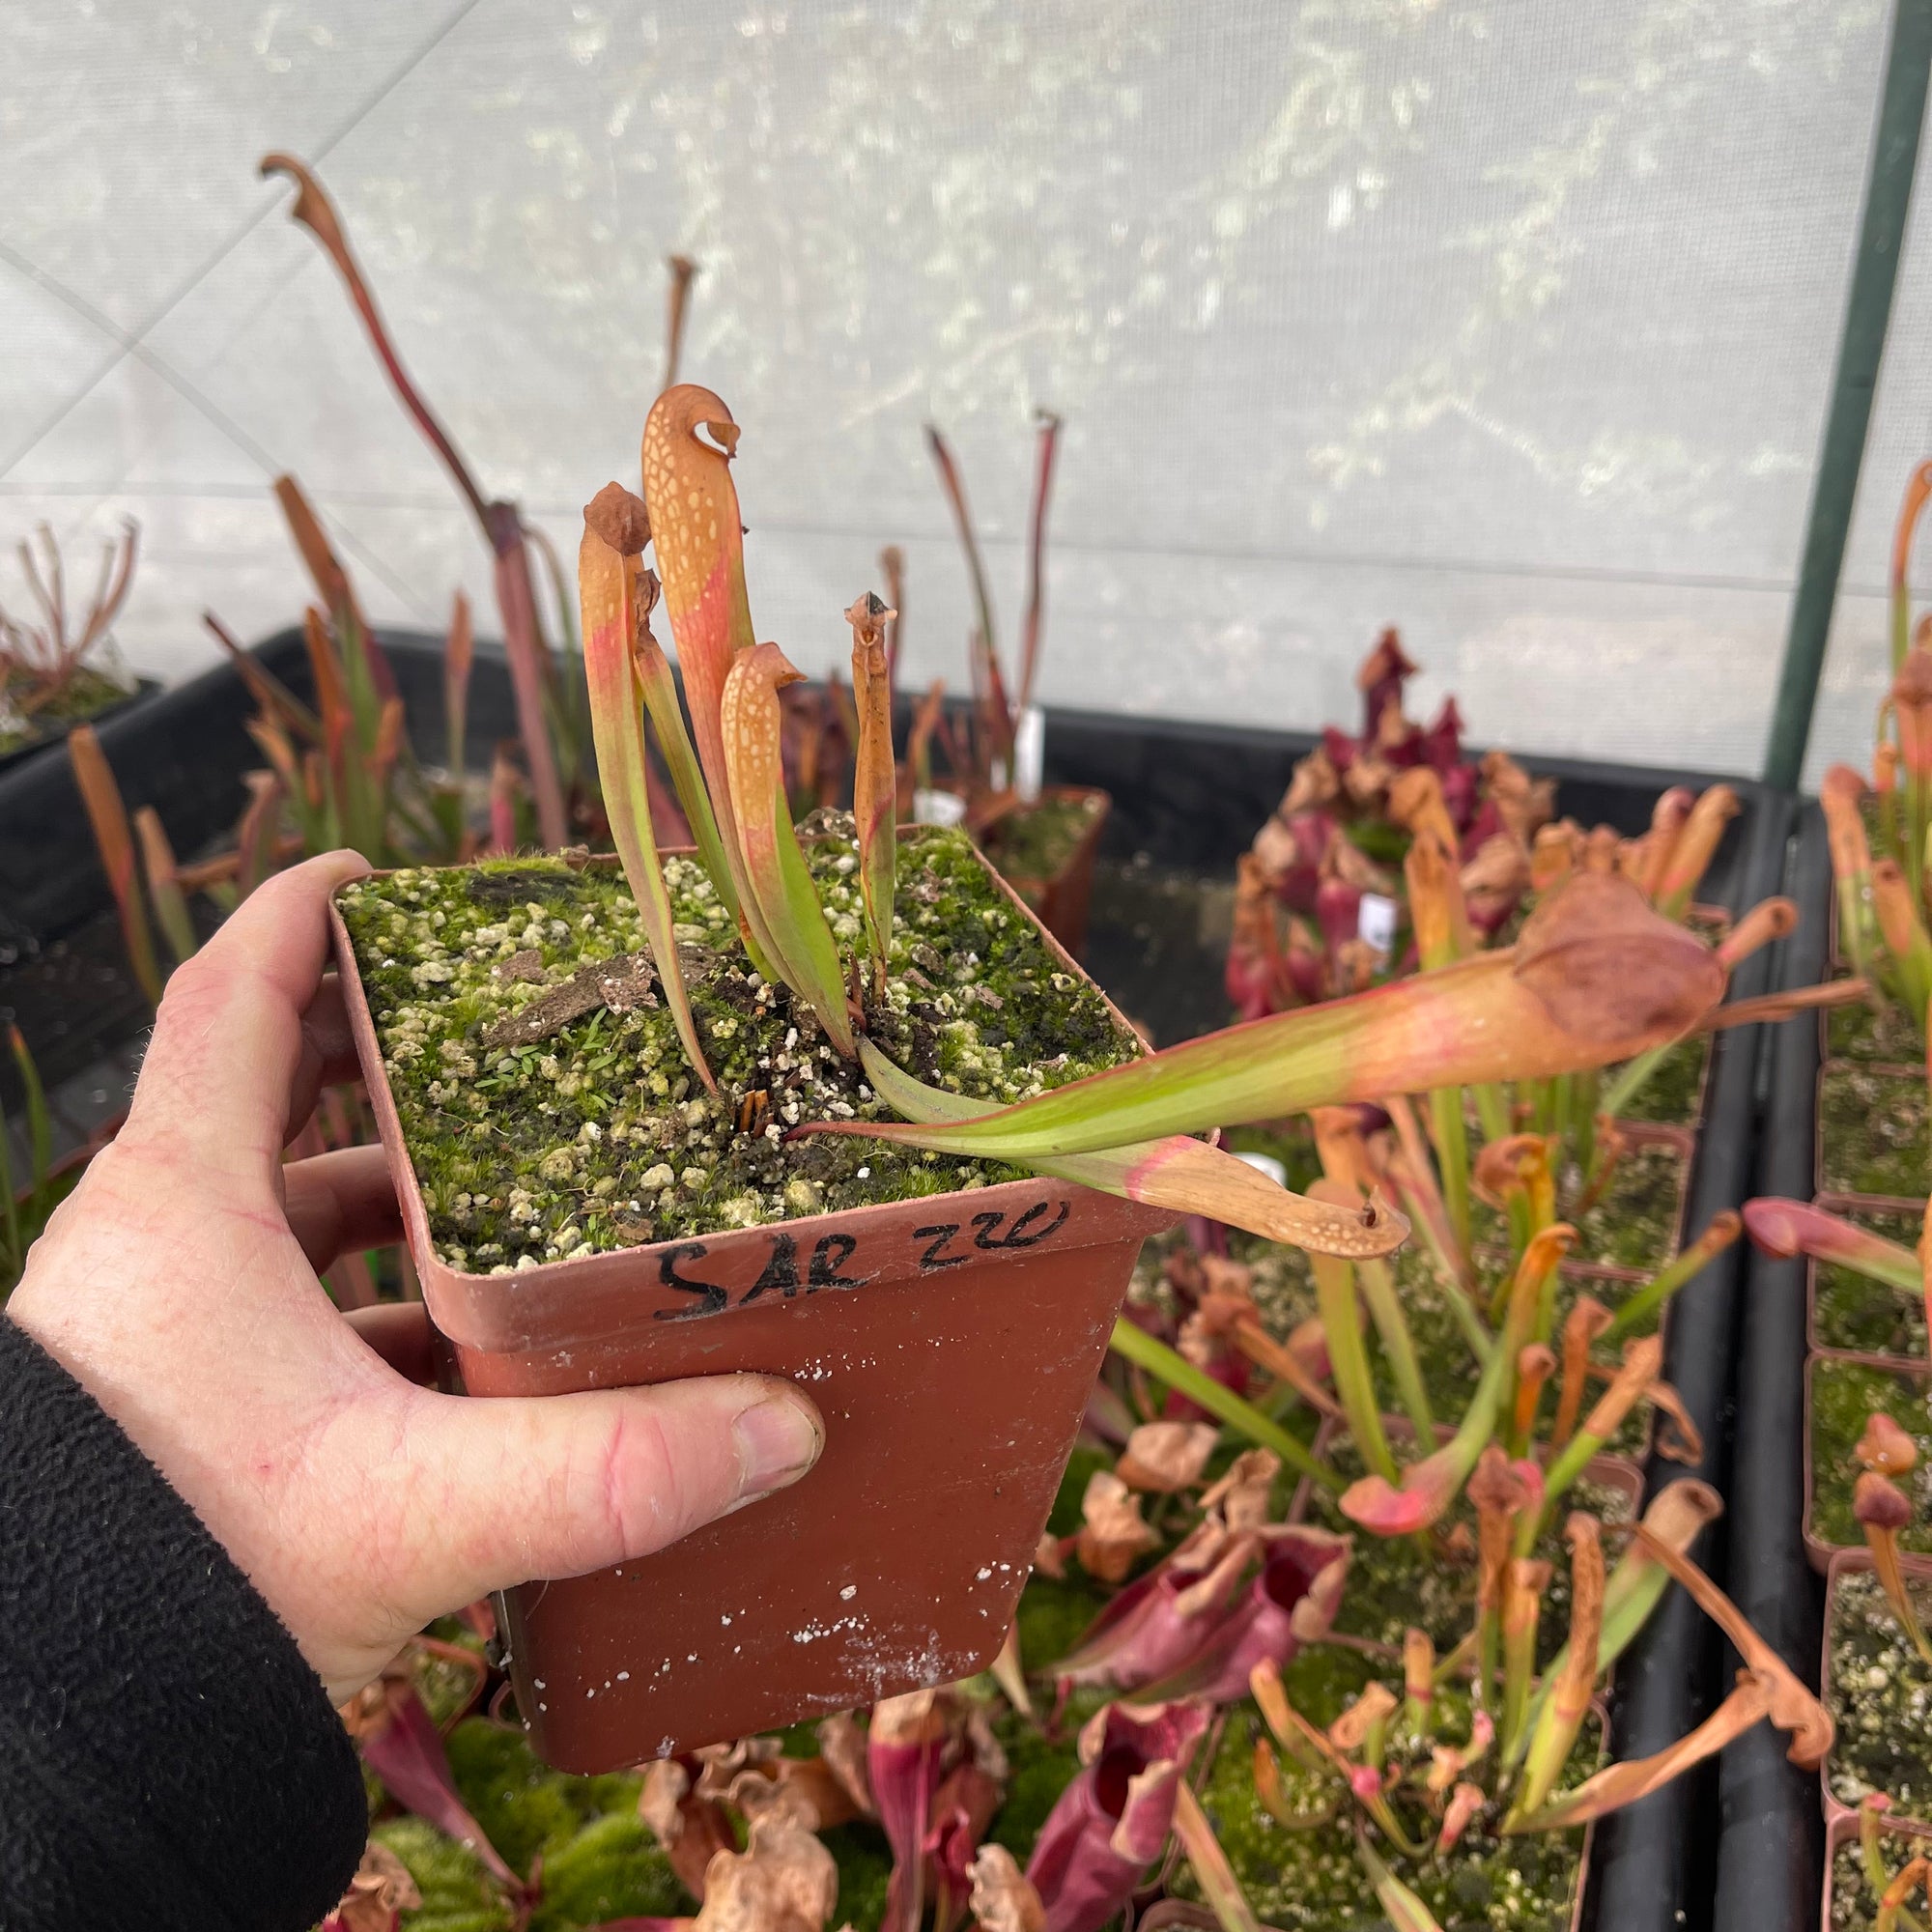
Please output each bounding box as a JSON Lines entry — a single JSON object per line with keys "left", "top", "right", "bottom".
{"left": 0, "top": 1, "right": 1918, "bottom": 781}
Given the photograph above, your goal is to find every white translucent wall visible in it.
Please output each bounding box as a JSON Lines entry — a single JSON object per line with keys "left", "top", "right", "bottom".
{"left": 0, "top": 1, "right": 1910, "bottom": 780}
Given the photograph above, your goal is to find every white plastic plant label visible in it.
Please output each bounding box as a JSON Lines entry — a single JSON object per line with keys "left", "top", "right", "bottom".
{"left": 1357, "top": 892, "right": 1398, "bottom": 956}
{"left": 913, "top": 788, "right": 968, "bottom": 828}
{"left": 1234, "top": 1151, "right": 1289, "bottom": 1187}
{"left": 1012, "top": 703, "right": 1046, "bottom": 803}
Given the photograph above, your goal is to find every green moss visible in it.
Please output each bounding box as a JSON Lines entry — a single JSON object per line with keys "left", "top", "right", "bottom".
{"left": 986, "top": 1718, "right": 1086, "bottom": 1864}
{"left": 980, "top": 792, "right": 1104, "bottom": 887}
{"left": 0, "top": 666, "right": 135, "bottom": 754}
{"left": 1811, "top": 1359, "right": 1932, "bottom": 1555}
{"left": 1569, "top": 1141, "right": 1687, "bottom": 1273}
{"left": 443, "top": 1719, "right": 649, "bottom": 1886}
{"left": 375, "top": 1818, "right": 512, "bottom": 1932}
{"left": 1812, "top": 1203, "right": 1928, "bottom": 1358}
{"left": 339, "top": 829, "right": 1137, "bottom": 1264}
{"left": 1827, "top": 1568, "right": 1932, "bottom": 1822}
{"left": 1608, "top": 1036, "right": 1710, "bottom": 1126}
{"left": 1016, "top": 1571, "right": 1114, "bottom": 1674}
{"left": 818, "top": 1821, "right": 895, "bottom": 1930}
{"left": 1829, "top": 987, "right": 1926, "bottom": 1069}
{"left": 1820, "top": 1065, "right": 1931, "bottom": 1201}
{"left": 526, "top": 1812, "right": 687, "bottom": 1929}
{"left": 1172, "top": 1658, "right": 1594, "bottom": 1931}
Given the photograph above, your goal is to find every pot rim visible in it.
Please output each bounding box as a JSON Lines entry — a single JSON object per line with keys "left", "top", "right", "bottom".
{"left": 1812, "top": 1057, "right": 1931, "bottom": 1205}
{"left": 1819, "top": 1546, "right": 1932, "bottom": 1835}
{"left": 1804, "top": 1352, "right": 1932, "bottom": 1573}
{"left": 1805, "top": 1191, "right": 1930, "bottom": 1365}
{"left": 1819, "top": 1796, "right": 1932, "bottom": 1924}
{"left": 328, "top": 832, "right": 1168, "bottom": 1352}
{"left": 978, "top": 783, "right": 1113, "bottom": 893}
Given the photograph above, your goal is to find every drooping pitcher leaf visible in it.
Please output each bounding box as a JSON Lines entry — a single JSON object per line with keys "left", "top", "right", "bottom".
{"left": 799, "top": 875, "right": 1724, "bottom": 1162}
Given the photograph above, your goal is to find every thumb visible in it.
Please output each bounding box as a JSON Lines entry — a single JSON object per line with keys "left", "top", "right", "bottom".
{"left": 380, "top": 1373, "right": 824, "bottom": 1628}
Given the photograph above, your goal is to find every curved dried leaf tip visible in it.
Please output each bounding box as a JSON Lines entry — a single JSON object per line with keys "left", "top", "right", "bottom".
{"left": 721, "top": 642, "right": 857, "bottom": 1057}
{"left": 577, "top": 512, "right": 717, "bottom": 1094}
{"left": 848, "top": 591, "right": 896, "bottom": 998}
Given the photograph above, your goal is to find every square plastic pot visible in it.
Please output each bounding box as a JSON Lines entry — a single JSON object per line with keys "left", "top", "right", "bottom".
{"left": 980, "top": 784, "right": 1111, "bottom": 955}
{"left": 1817, "top": 1547, "right": 1932, "bottom": 1838}
{"left": 1817, "top": 1795, "right": 1932, "bottom": 1925}
{"left": 1803, "top": 1353, "right": 1932, "bottom": 1575}
{"left": 1805, "top": 1191, "right": 1928, "bottom": 1364}
{"left": 329, "top": 854, "right": 1173, "bottom": 1773}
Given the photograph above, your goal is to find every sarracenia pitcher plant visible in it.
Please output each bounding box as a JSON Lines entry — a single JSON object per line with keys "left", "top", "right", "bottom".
{"left": 579, "top": 386, "right": 1735, "bottom": 1271}
{"left": 1816, "top": 458, "right": 1932, "bottom": 1078}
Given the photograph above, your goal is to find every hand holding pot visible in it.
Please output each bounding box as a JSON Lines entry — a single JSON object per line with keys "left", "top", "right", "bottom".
{"left": 6, "top": 851, "right": 824, "bottom": 1704}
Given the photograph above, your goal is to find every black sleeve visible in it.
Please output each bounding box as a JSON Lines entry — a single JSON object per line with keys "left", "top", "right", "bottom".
{"left": 0, "top": 1315, "right": 367, "bottom": 1932}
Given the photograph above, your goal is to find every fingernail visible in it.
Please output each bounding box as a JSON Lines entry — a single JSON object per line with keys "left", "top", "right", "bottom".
{"left": 733, "top": 1390, "right": 824, "bottom": 1496}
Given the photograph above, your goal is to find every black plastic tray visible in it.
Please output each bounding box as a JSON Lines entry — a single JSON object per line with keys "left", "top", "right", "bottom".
{"left": 0, "top": 676, "right": 162, "bottom": 780}
{"left": 1710, "top": 804, "right": 1832, "bottom": 1932}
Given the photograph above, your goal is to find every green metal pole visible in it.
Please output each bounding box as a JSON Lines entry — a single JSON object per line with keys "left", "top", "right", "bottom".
{"left": 1764, "top": 0, "right": 1932, "bottom": 794}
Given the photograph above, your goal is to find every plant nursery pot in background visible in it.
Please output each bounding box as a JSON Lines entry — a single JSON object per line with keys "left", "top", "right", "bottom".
{"left": 1817, "top": 1548, "right": 1932, "bottom": 1840}
{"left": 1817, "top": 1804, "right": 1932, "bottom": 1932}
{"left": 330, "top": 854, "right": 1174, "bottom": 1775}
{"left": 1803, "top": 1352, "right": 1932, "bottom": 1575}
{"left": 978, "top": 783, "right": 1110, "bottom": 955}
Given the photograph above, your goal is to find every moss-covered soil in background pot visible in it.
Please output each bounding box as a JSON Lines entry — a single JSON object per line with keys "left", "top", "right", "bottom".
{"left": 1812, "top": 1201, "right": 1928, "bottom": 1358}
{"left": 1827, "top": 1567, "right": 1932, "bottom": 1821}
{"left": 980, "top": 790, "right": 1105, "bottom": 894}
{"left": 1811, "top": 1360, "right": 1932, "bottom": 1556}
{"left": 1469, "top": 1136, "right": 1688, "bottom": 1277}
{"left": 1607, "top": 1035, "right": 1709, "bottom": 1127}
{"left": 1828, "top": 986, "right": 1927, "bottom": 1070}
{"left": 1172, "top": 1648, "right": 1597, "bottom": 1932}
{"left": 0, "top": 665, "right": 137, "bottom": 757}
{"left": 1818, "top": 1065, "right": 1931, "bottom": 1201}
{"left": 336, "top": 827, "right": 1138, "bottom": 1265}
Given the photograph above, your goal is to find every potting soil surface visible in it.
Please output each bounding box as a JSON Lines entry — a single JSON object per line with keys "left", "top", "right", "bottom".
{"left": 338, "top": 829, "right": 1138, "bottom": 1268}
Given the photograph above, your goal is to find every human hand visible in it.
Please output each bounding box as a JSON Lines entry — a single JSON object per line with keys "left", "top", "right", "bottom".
{"left": 6, "top": 851, "right": 824, "bottom": 1704}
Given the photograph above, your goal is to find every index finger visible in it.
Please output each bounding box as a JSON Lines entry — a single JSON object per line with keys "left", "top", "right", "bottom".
{"left": 122, "top": 850, "right": 371, "bottom": 1179}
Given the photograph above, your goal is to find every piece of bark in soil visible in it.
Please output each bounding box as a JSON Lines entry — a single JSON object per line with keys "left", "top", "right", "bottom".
{"left": 481, "top": 950, "right": 660, "bottom": 1048}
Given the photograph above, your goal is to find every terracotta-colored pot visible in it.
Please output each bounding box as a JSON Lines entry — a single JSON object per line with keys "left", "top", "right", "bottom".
{"left": 329, "top": 855, "right": 1172, "bottom": 1773}
{"left": 1818, "top": 1792, "right": 1932, "bottom": 1925}
{"left": 980, "top": 784, "right": 1111, "bottom": 955}
{"left": 1803, "top": 1353, "right": 1932, "bottom": 1574}
{"left": 1819, "top": 1547, "right": 1932, "bottom": 1835}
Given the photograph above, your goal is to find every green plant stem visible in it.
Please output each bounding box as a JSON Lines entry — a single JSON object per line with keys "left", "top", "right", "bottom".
{"left": 1429, "top": 1086, "right": 1472, "bottom": 1261}
{"left": 1598, "top": 1044, "right": 1669, "bottom": 1125}
{"left": 1311, "top": 1255, "right": 1398, "bottom": 1483}
{"left": 1473, "top": 1083, "right": 1511, "bottom": 1146}
{"left": 1357, "top": 1259, "right": 1435, "bottom": 1442}
{"left": 1107, "top": 1318, "right": 1341, "bottom": 1492}
{"left": 1603, "top": 1241, "right": 1719, "bottom": 1342}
